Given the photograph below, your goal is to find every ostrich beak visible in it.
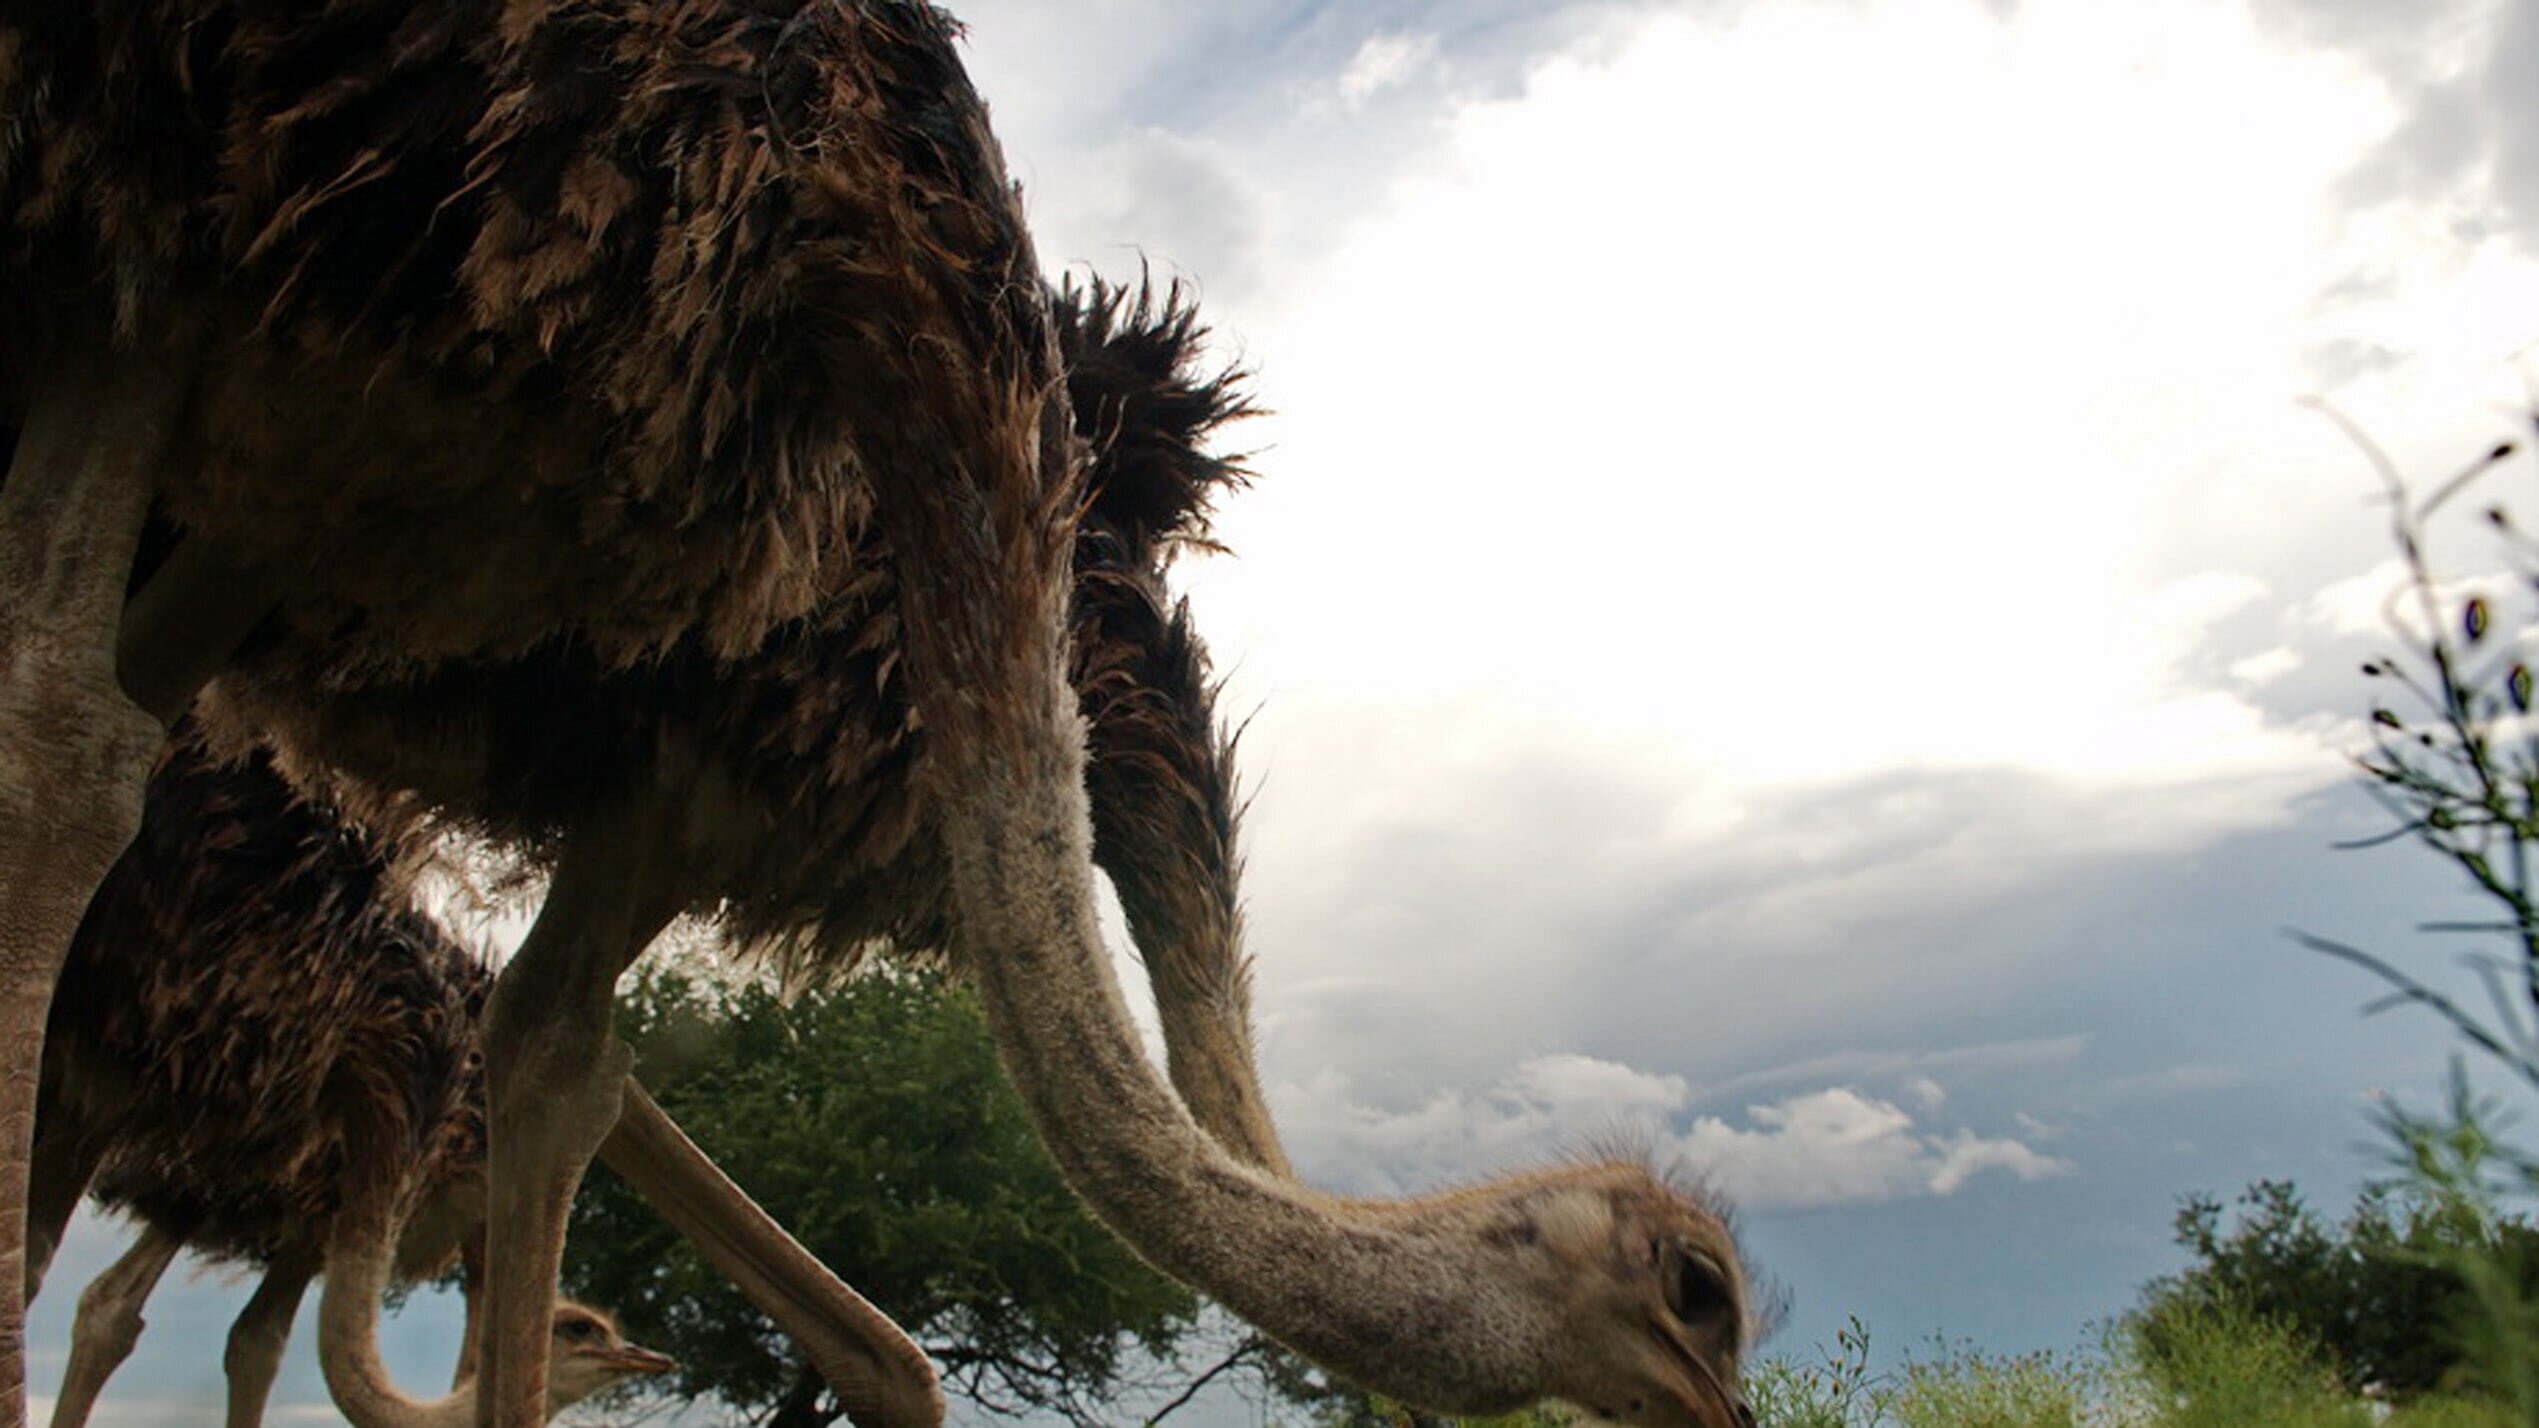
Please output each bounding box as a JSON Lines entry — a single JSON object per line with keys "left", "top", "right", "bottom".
{"left": 1647, "top": 1313, "right": 1742, "bottom": 1428}
{"left": 598, "top": 1343, "right": 681, "bottom": 1377}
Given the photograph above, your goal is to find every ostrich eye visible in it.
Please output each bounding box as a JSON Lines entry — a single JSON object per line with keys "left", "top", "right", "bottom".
{"left": 1662, "top": 1241, "right": 1732, "bottom": 1324}
{"left": 557, "top": 1318, "right": 597, "bottom": 1342}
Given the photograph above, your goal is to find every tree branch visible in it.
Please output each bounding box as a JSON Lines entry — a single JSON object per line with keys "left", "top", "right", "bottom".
{"left": 1143, "top": 1334, "right": 1268, "bottom": 1427}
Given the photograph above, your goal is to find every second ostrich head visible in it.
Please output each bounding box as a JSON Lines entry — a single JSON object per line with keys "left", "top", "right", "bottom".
{"left": 544, "top": 1302, "right": 678, "bottom": 1409}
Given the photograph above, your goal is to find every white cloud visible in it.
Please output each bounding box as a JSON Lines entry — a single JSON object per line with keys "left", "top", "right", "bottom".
{"left": 2149, "top": 572, "right": 2274, "bottom": 631}
{"left": 2289, "top": 550, "right": 2531, "bottom": 719}
{"left": 1020, "top": 126, "right": 1272, "bottom": 303}
{"left": 1926, "top": 1132, "right": 2071, "bottom": 1195}
{"left": 1681, "top": 1088, "right": 2073, "bottom": 1211}
{"left": 1185, "top": 0, "right": 2420, "bottom": 804}
{"left": 1275, "top": 1057, "right": 2067, "bottom": 1212}
{"left": 1274, "top": 1052, "right": 1689, "bottom": 1196}
{"left": 2014, "top": 1111, "right": 2071, "bottom": 1142}
{"left": 2298, "top": 557, "right": 2414, "bottom": 639}
{"left": 1704, "top": 1037, "right": 2092, "bottom": 1104}
{"left": 1337, "top": 31, "right": 1441, "bottom": 108}
{"left": 1508, "top": 1052, "right": 1694, "bottom": 1117}
{"left": 2230, "top": 646, "right": 2303, "bottom": 685}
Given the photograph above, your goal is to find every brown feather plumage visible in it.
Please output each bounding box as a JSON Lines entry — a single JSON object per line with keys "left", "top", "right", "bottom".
{"left": 2, "top": 0, "right": 1018, "bottom": 674}
{"left": 178, "top": 277, "right": 1255, "bottom": 986}
{"left": 3, "top": 7, "right": 1290, "bottom": 1417}
{"left": 43, "top": 726, "right": 488, "bottom": 1281}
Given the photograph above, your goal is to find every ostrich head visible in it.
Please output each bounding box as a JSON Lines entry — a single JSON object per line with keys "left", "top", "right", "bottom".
{"left": 543, "top": 1302, "right": 676, "bottom": 1411}
{"left": 1525, "top": 1172, "right": 1758, "bottom": 1428}
{"left": 1295, "top": 1162, "right": 1760, "bottom": 1428}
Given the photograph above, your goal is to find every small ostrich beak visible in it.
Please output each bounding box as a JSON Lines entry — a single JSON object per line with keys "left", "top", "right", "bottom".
{"left": 598, "top": 1343, "right": 681, "bottom": 1377}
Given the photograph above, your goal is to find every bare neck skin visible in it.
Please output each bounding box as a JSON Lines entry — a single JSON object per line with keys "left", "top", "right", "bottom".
{"left": 932, "top": 652, "right": 1731, "bottom": 1421}
{"left": 318, "top": 1202, "right": 659, "bottom": 1428}
{"left": 319, "top": 1196, "right": 488, "bottom": 1428}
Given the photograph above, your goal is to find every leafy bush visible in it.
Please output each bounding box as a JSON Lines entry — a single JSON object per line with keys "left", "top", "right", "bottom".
{"left": 2131, "top": 1170, "right": 2539, "bottom": 1399}
{"left": 2115, "top": 1297, "right": 2366, "bottom": 1428}
{"left": 1749, "top": 1316, "right": 1891, "bottom": 1428}
{"left": 1889, "top": 1341, "right": 2089, "bottom": 1428}
{"left": 2374, "top": 1082, "right": 2539, "bottom": 1420}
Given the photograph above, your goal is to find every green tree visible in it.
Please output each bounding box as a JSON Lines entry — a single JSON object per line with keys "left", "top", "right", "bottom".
{"left": 564, "top": 963, "right": 1201, "bottom": 1426}
{"left": 2133, "top": 1164, "right": 2539, "bottom": 1402}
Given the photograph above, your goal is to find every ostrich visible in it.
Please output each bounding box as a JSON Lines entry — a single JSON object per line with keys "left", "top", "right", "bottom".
{"left": 38, "top": 281, "right": 1277, "bottom": 1428}
{"left": 0, "top": 0, "right": 970, "bottom": 1407}
{"left": 290, "top": 273, "right": 1290, "bottom": 1428}
{"left": 31, "top": 729, "right": 679, "bottom": 1427}
{"left": 1, "top": 6, "right": 1759, "bottom": 1428}
{"left": 289, "top": 252, "right": 1755, "bottom": 1424}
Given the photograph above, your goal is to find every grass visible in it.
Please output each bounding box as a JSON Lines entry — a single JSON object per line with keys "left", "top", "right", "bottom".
{"left": 1744, "top": 1302, "right": 2524, "bottom": 1428}
{"left": 1890, "top": 1341, "right": 2090, "bottom": 1428}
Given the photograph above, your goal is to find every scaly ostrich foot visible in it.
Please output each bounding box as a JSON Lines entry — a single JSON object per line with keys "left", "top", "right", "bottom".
{"left": 46, "top": 1221, "right": 186, "bottom": 1428}
{"left": 602, "top": 1078, "right": 943, "bottom": 1428}
{"left": 223, "top": 1258, "right": 314, "bottom": 1428}
{"left": 474, "top": 805, "right": 683, "bottom": 1428}
{"left": 0, "top": 330, "right": 195, "bottom": 1426}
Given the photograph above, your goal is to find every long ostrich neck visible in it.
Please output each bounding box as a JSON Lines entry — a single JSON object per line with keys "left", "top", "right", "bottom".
{"left": 871, "top": 407, "right": 1555, "bottom": 1412}
{"left": 926, "top": 637, "right": 1559, "bottom": 1407}
{"left": 1124, "top": 889, "right": 1288, "bottom": 1176}
{"left": 1081, "top": 606, "right": 1289, "bottom": 1176}
{"left": 600, "top": 1078, "right": 943, "bottom": 1425}
{"left": 317, "top": 1192, "right": 477, "bottom": 1428}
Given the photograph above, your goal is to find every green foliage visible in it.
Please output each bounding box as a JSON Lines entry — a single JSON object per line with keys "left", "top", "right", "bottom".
{"left": 2383, "top": 1393, "right": 2522, "bottom": 1428}
{"left": 2238, "top": 408, "right": 2539, "bottom": 1422}
{"left": 1733, "top": 1308, "right": 2520, "bottom": 1428}
{"left": 564, "top": 963, "right": 1200, "bottom": 1426}
{"left": 2374, "top": 1078, "right": 2539, "bottom": 1420}
{"left": 1746, "top": 1321, "right": 2086, "bottom": 1428}
{"left": 1750, "top": 1316, "right": 1893, "bottom": 1428}
{"left": 2112, "top": 1073, "right": 2539, "bottom": 1428}
{"left": 2115, "top": 1297, "right": 2367, "bottom": 1428}
{"left": 2130, "top": 1170, "right": 2539, "bottom": 1399}
{"left": 1889, "top": 1341, "right": 2089, "bottom": 1428}
{"left": 2304, "top": 413, "right": 2539, "bottom": 1113}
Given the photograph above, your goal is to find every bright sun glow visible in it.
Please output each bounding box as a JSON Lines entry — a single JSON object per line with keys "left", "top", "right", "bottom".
{"left": 1180, "top": 0, "right": 2472, "bottom": 797}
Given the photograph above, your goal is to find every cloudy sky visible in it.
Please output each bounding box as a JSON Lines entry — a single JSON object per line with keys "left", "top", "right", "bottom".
{"left": 40, "top": 0, "right": 2539, "bottom": 1423}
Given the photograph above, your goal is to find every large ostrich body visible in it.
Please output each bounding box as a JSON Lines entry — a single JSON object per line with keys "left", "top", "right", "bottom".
{"left": 48, "top": 284, "right": 1267, "bottom": 1428}
{"left": 0, "top": 4, "right": 1754, "bottom": 1428}
{"left": 0, "top": 4, "right": 1046, "bottom": 1418}
{"left": 1, "top": 273, "right": 1268, "bottom": 1428}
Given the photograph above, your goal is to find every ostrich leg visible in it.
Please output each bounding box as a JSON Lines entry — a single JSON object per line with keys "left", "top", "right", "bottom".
{"left": 223, "top": 1257, "right": 315, "bottom": 1428}
{"left": 47, "top": 1221, "right": 187, "bottom": 1428}
{"left": 23, "top": 1076, "right": 125, "bottom": 1304}
{"left": 601, "top": 1078, "right": 941, "bottom": 1427}
{"left": 473, "top": 805, "right": 684, "bottom": 1428}
{"left": 0, "top": 333, "right": 190, "bottom": 1422}
{"left": 449, "top": 1239, "right": 484, "bottom": 1391}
